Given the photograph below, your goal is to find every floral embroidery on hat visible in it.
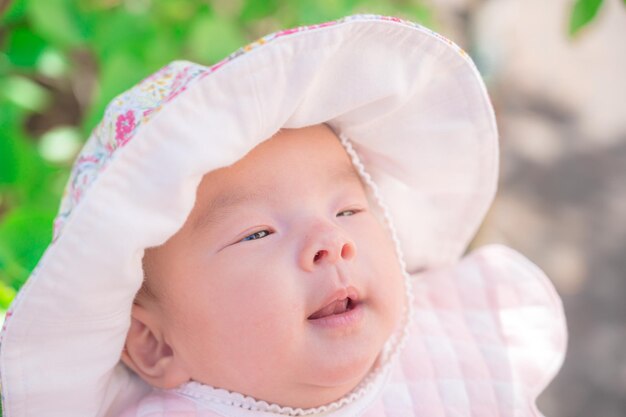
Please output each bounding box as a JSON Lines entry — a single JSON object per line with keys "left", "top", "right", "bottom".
{"left": 115, "top": 110, "right": 136, "bottom": 146}
{"left": 52, "top": 61, "right": 208, "bottom": 241}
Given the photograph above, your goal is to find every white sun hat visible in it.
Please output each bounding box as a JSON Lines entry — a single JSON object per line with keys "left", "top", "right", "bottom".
{"left": 0, "top": 14, "right": 565, "bottom": 417}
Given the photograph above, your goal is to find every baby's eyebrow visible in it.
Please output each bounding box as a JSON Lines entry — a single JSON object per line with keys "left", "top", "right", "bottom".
{"left": 191, "top": 186, "right": 270, "bottom": 233}
{"left": 191, "top": 164, "right": 363, "bottom": 233}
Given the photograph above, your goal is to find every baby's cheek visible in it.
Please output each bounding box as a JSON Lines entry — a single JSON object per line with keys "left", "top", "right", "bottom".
{"left": 220, "top": 281, "right": 300, "bottom": 341}
{"left": 365, "top": 236, "right": 406, "bottom": 328}
{"left": 220, "top": 295, "right": 301, "bottom": 372}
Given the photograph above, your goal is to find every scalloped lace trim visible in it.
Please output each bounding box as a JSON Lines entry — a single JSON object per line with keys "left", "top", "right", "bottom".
{"left": 172, "top": 358, "right": 388, "bottom": 416}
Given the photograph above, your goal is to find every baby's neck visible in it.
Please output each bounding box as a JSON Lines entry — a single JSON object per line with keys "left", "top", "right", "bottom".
{"left": 170, "top": 352, "right": 386, "bottom": 413}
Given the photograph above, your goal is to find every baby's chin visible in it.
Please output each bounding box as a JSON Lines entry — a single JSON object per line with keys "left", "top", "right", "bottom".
{"left": 294, "top": 312, "right": 401, "bottom": 408}
{"left": 289, "top": 346, "right": 383, "bottom": 408}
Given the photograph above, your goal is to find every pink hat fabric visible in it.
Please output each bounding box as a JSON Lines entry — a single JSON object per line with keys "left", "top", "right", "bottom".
{"left": 0, "top": 14, "right": 564, "bottom": 417}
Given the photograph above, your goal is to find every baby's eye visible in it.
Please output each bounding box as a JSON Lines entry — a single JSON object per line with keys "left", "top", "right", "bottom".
{"left": 337, "top": 209, "right": 359, "bottom": 217}
{"left": 241, "top": 230, "right": 271, "bottom": 242}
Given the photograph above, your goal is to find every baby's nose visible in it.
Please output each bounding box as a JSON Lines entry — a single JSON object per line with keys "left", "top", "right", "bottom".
{"left": 299, "top": 224, "right": 356, "bottom": 272}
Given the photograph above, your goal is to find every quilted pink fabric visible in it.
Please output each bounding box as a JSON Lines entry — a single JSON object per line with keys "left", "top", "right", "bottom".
{"left": 117, "top": 245, "right": 567, "bottom": 417}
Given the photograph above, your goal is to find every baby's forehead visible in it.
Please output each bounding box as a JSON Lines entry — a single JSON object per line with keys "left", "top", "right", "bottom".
{"left": 190, "top": 156, "right": 365, "bottom": 232}
{"left": 167, "top": 125, "right": 370, "bottom": 236}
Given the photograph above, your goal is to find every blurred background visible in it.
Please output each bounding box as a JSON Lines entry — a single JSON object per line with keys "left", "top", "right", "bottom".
{"left": 0, "top": 0, "right": 624, "bottom": 415}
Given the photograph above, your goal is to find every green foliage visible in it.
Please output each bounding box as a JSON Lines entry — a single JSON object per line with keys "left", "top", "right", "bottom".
{"left": 568, "top": 0, "right": 626, "bottom": 36}
{"left": 0, "top": 0, "right": 27, "bottom": 26}
{"left": 569, "top": 0, "right": 604, "bottom": 36}
{"left": 25, "top": 0, "right": 90, "bottom": 48}
{"left": 4, "top": 26, "right": 47, "bottom": 68}
{"left": 0, "top": 75, "right": 51, "bottom": 111}
{"left": 0, "top": 207, "right": 54, "bottom": 289}
{"left": 187, "top": 12, "right": 248, "bottom": 63}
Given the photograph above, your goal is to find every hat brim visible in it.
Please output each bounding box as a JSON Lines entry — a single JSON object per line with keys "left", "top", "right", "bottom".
{"left": 0, "top": 15, "right": 498, "bottom": 417}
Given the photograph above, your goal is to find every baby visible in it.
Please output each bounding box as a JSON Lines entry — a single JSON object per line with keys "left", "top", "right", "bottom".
{"left": 0, "top": 14, "right": 567, "bottom": 417}
{"left": 121, "top": 124, "right": 407, "bottom": 409}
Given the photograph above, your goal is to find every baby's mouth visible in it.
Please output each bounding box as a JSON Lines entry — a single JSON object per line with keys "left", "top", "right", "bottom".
{"left": 307, "top": 297, "right": 357, "bottom": 320}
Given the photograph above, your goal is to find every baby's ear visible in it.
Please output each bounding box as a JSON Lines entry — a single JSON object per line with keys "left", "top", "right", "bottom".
{"left": 121, "top": 304, "right": 190, "bottom": 388}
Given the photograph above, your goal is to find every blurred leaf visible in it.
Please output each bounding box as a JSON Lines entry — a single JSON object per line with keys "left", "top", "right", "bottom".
{"left": 0, "top": 137, "right": 19, "bottom": 186}
{"left": 38, "top": 125, "right": 82, "bottom": 164}
{"left": 4, "top": 25, "right": 47, "bottom": 68}
{"left": 143, "top": 30, "right": 180, "bottom": 68}
{"left": 569, "top": 0, "right": 604, "bottom": 36}
{"left": 121, "top": 0, "right": 152, "bottom": 15}
{"left": 17, "top": 162, "right": 67, "bottom": 212}
{"left": 0, "top": 99, "right": 63, "bottom": 210}
{"left": 296, "top": 0, "right": 359, "bottom": 24}
{"left": 0, "top": 280, "right": 17, "bottom": 310}
{"left": 0, "top": 75, "right": 51, "bottom": 112}
{"left": 0, "top": 0, "right": 27, "bottom": 25}
{"left": 25, "top": 0, "right": 89, "bottom": 48}
{"left": 90, "top": 8, "right": 152, "bottom": 60}
{"left": 240, "top": 0, "right": 279, "bottom": 21}
{"left": 211, "top": 0, "right": 244, "bottom": 19}
{"left": 0, "top": 102, "right": 24, "bottom": 186}
{"left": 0, "top": 52, "right": 10, "bottom": 76}
{"left": 186, "top": 13, "right": 247, "bottom": 64}
{"left": 0, "top": 207, "right": 54, "bottom": 289}
{"left": 153, "top": 0, "right": 200, "bottom": 22}
{"left": 35, "top": 47, "right": 69, "bottom": 78}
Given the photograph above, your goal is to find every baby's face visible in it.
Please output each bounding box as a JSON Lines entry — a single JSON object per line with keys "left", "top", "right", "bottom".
{"left": 137, "top": 124, "right": 405, "bottom": 407}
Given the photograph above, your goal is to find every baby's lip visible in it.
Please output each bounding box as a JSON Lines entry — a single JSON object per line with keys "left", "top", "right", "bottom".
{"left": 307, "top": 286, "right": 360, "bottom": 320}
